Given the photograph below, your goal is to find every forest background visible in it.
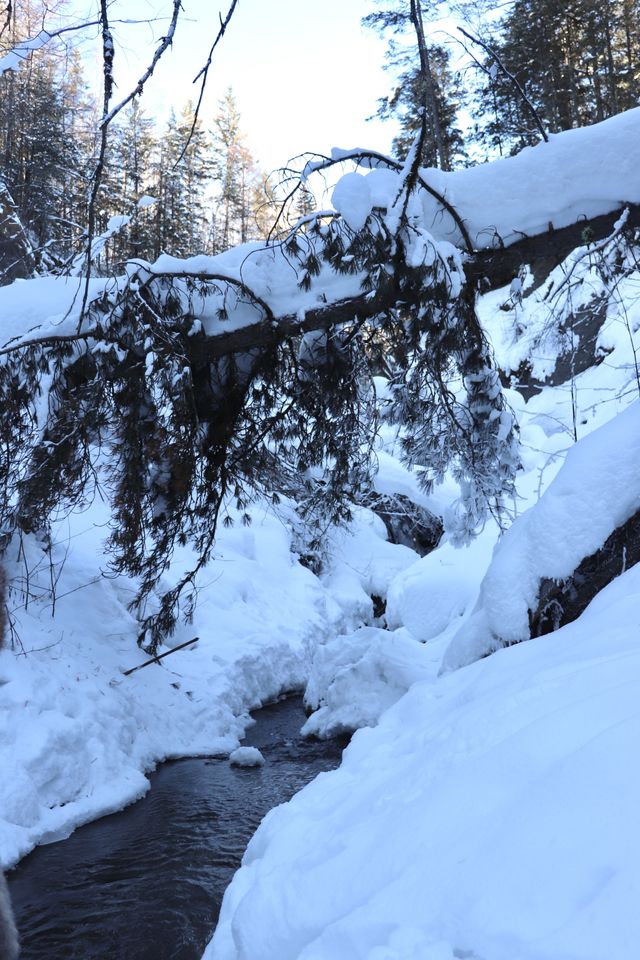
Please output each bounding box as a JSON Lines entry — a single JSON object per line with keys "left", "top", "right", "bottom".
{"left": 2, "top": 0, "right": 638, "bottom": 279}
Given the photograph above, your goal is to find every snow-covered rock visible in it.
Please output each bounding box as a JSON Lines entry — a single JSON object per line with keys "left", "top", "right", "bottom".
{"left": 302, "top": 626, "right": 431, "bottom": 738}
{"left": 229, "top": 747, "right": 265, "bottom": 768}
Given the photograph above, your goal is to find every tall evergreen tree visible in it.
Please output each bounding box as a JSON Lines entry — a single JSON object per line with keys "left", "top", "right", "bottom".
{"left": 150, "top": 103, "right": 210, "bottom": 258}
{"left": 210, "top": 88, "right": 259, "bottom": 251}
{"left": 468, "top": 0, "right": 640, "bottom": 156}
{"left": 0, "top": 1, "right": 95, "bottom": 263}
{"left": 101, "top": 101, "right": 158, "bottom": 266}
{"left": 364, "top": 2, "right": 465, "bottom": 170}
{"left": 376, "top": 43, "right": 467, "bottom": 168}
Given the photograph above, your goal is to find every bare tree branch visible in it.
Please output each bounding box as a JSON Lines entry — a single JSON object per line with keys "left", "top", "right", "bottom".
{"left": 100, "top": 0, "right": 183, "bottom": 128}
{"left": 176, "top": 0, "right": 240, "bottom": 166}
{"left": 458, "top": 26, "right": 549, "bottom": 144}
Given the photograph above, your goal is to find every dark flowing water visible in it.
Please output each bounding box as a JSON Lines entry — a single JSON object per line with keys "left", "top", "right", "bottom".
{"left": 8, "top": 697, "right": 346, "bottom": 960}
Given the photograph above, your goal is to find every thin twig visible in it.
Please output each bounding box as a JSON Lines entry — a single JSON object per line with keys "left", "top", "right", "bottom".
{"left": 176, "top": 0, "right": 240, "bottom": 167}
{"left": 123, "top": 636, "right": 200, "bottom": 676}
{"left": 458, "top": 26, "right": 548, "bottom": 144}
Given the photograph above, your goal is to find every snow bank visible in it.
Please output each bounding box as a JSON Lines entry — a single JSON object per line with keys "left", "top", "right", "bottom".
{"left": 385, "top": 529, "right": 495, "bottom": 642}
{"left": 0, "top": 473, "right": 420, "bottom": 870}
{"left": 443, "top": 400, "right": 640, "bottom": 670}
{"left": 302, "top": 626, "right": 432, "bottom": 738}
{"left": 205, "top": 561, "right": 640, "bottom": 960}
{"left": 0, "top": 502, "right": 332, "bottom": 869}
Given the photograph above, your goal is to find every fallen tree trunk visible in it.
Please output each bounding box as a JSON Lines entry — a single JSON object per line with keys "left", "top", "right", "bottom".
{"left": 181, "top": 202, "right": 640, "bottom": 364}
{"left": 466, "top": 202, "right": 640, "bottom": 292}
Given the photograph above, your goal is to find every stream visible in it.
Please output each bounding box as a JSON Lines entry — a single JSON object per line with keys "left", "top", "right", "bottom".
{"left": 8, "top": 696, "right": 347, "bottom": 960}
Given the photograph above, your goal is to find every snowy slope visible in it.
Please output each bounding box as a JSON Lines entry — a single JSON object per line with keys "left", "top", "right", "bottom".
{"left": 0, "top": 493, "right": 415, "bottom": 869}
{"left": 206, "top": 562, "right": 640, "bottom": 960}
{"left": 205, "top": 323, "right": 640, "bottom": 959}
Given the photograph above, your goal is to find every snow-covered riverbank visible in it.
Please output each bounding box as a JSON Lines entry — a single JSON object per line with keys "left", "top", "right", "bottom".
{"left": 0, "top": 488, "right": 417, "bottom": 869}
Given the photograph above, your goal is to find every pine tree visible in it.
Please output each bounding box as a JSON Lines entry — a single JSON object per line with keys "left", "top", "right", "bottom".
{"left": 364, "top": 2, "right": 465, "bottom": 170}
{"left": 149, "top": 104, "right": 210, "bottom": 258}
{"left": 210, "top": 88, "right": 259, "bottom": 251}
{"left": 0, "top": 1, "right": 95, "bottom": 263}
{"left": 102, "top": 101, "right": 158, "bottom": 266}
{"left": 252, "top": 171, "right": 283, "bottom": 239}
{"left": 376, "top": 44, "right": 466, "bottom": 168}
{"left": 468, "top": 0, "right": 640, "bottom": 156}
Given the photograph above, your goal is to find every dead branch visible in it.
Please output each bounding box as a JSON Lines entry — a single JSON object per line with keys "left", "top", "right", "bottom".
{"left": 176, "top": 0, "right": 240, "bottom": 166}
{"left": 122, "top": 636, "right": 200, "bottom": 675}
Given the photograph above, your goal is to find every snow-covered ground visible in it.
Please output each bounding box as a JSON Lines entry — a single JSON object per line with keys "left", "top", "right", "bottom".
{"left": 208, "top": 561, "right": 640, "bottom": 960}
{"left": 2, "top": 108, "right": 640, "bottom": 959}
{"left": 204, "top": 336, "right": 640, "bottom": 959}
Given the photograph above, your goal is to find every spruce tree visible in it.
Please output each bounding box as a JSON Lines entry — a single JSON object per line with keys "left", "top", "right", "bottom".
{"left": 468, "top": 0, "right": 640, "bottom": 156}
{"left": 364, "top": 2, "right": 465, "bottom": 170}
{"left": 210, "top": 88, "right": 259, "bottom": 251}
{"left": 0, "top": 1, "right": 95, "bottom": 263}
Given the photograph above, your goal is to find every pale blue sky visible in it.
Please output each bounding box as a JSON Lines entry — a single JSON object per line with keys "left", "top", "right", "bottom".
{"left": 76, "top": 0, "right": 398, "bottom": 173}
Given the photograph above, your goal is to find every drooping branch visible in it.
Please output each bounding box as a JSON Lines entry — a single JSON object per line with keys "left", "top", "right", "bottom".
{"left": 19, "top": 158, "right": 634, "bottom": 648}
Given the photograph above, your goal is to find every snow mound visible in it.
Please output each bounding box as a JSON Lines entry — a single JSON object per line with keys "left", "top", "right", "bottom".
{"left": 443, "top": 400, "right": 640, "bottom": 671}
{"left": 302, "top": 626, "right": 431, "bottom": 738}
{"left": 320, "top": 506, "right": 417, "bottom": 630}
{"left": 229, "top": 747, "right": 264, "bottom": 768}
{"left": 385, "top": 531, "right": 494, "bottom": 642}
{"left": 330, "top": 172, "right": 374, "bottom": 232}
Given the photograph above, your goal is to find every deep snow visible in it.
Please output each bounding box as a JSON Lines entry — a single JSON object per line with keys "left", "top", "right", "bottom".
{"left": 1, "top": 108, "right": 639, "bottom": 960}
